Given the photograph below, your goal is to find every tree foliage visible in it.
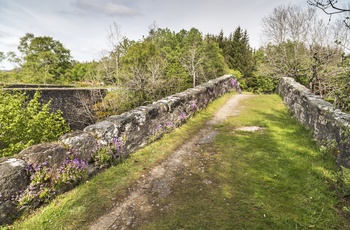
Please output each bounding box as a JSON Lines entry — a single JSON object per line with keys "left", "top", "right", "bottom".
{"left": 95, "top": 26, "right": 230, "bottom": 114}
{"left": 0, "top": 91, "right": 70, "bottom": 157}
{"left": 260, "top": 4, "right": 349, "bottom": 110}
{"left": 0, "top": 25, "right": 258, "bottom": 116}
{"left": 0, "top": 51, "right": 5, "bottom": 69}
{"left": 208, "top": 28, "right": 255, "bottom": 78}
{"left": 17, "top": 33, "right": 73, "bottom": 83}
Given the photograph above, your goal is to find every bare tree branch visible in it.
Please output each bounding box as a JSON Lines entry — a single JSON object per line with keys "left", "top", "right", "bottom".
{"left": 307, "top": 0, "right": 350, "bottom": 15}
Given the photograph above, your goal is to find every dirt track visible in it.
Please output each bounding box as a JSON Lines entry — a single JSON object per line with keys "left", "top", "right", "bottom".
{"left": 90, "top": 94, "right": 254, "bottom": 230}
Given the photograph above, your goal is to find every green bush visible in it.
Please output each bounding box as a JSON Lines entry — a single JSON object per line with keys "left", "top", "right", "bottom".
{"left": 246, "top": 75, "right": 279, "bottom": 94}
{"left": 0, "top": 91, "right": 70, "bottom": 157}
{"left": 93, "top": 89, "right": 141, "bottom": 120}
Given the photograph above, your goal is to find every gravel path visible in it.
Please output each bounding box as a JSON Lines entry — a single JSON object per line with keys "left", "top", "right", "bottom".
{"left": 90, "top": 94, "right": 254, "bottom": 230}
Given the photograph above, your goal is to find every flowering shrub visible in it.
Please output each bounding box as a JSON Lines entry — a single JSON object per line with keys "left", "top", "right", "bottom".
{"left": 94, "top": 135, "right": 126, "bottom": 167}
{"left": 17, "top": 149, "right": 88, "bottom": 207}
{"left": 94, "top": 147, "right": 114, "bottom": 166}
{"left": 54, "top": 158, "right": 87, "bottom": 186}
{"left": 18, "top": 164, "right": 52, "bottom": 206}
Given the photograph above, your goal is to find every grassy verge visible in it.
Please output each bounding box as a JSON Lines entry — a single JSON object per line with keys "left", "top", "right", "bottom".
{"left": 5, "top": 93, "right": 350, "bottom": 229}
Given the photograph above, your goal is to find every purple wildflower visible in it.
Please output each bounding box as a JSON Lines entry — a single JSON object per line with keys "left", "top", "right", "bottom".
{"left": 190, "top": 100, "right": 197, "bottom": 110}
{"left": 230, "top": 78, "right": 242, "bottom": 94}
{"left": 230, "top": 78, "right": 237, "bottom": 87}
{"left": 166, "top": 121, "right": 174, "bottom": 129}
{"left": 112, "top": 137, "right": 124, "bottom": 154}
{"left": 33, "top": 164, "right": 41, "bottom": 171}
{"left": 179, "top": 111, "right": 186, "bottom": 120}
{"left": 155, "top": 124, "right": 162, "bottom": 134}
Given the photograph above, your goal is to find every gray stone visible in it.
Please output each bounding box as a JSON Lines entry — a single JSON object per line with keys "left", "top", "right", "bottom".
{"left": 17, "top": 143, "right": 68, "bottom": 173}
{"left": 0, "top": 158, "right": 29, "bottom": 225}
{"left": 84, "top": 121, "right": 119, "bottom": 145}
{"left": 59, "top": 130, "right": 100, "bottom": 163}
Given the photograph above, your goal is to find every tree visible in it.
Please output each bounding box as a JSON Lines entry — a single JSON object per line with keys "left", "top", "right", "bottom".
{"left": 6, "top": 51, "right": 21, "bottom": 68}
{"left": 155, "top": 28, "right": 188, "bottom": 94}
{"left": 0, "top": 51, "right": 5, "bottom": 69}
{"left": 208, "top": 27, "right": 255, "bottom": 79}
{"left": 261, "top": 4, "right": 349, "bottom": 110}
{"left": 260, "top": 5, "right": 343, "bottom": 85}
{"left": 180, "top": 28, "right": 206, "bottom": 88}
{"left": 18, "top": 33, "right": 72, "bottom": 83}
{"left": 308, "top": 0, "right": 350, "bottom": 28}
{"left": 202, "top": 39, "right": 226, "bottom": 80}
{"left": 307, "top": 0, "right": 350, "bottom": 15}
{"left": 120, "top": 39, "right": 166, "bottom": 104}
{"left": 97, "top": 23, "right": 133, "bottom": 85}
{"left": 307, "top": 1, "right": 350, "bottom": 111}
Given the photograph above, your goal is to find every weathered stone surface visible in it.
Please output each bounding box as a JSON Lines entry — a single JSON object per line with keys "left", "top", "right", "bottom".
{"left": 277, "top": 77, "right": 350, "bottom": 169}
{"left": 84, "top": 120, "right": 119, "bottom": 146}
{"left": 59, "top": 130, "right": 100, "bottom": 163}
{"left": 17, "top": 143, "right": 68, "bottom": 172}
{"left": 0, "top": 200, "right": 17, "bottom": 225}
{"left": 0, "top": 158, "right": 29, "bottom": 225}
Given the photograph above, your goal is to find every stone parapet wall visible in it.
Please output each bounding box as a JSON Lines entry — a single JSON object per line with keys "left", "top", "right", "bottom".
{"left": 84, "top": 76, "right": 235, "bottom": 155}
{"left": 0, "top": 75, "right": 238, "bottom": 225}
{"left": 277, "top": 77, "right": 350, "bottom": 169}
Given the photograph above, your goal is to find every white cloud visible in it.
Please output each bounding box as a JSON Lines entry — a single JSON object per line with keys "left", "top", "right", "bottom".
{"left": 0, "top": 0, "right": 331, "bottom": 70}
{"left": 73, "top": 0, "right": 141, "bottom": 17}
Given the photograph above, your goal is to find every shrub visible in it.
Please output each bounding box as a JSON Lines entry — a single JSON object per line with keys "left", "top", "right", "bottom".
{"left": 246, "top": 75, "right": 279, "bottom": 94}
{"left": 0, "top": 91, "right": 70, "bottom": 157}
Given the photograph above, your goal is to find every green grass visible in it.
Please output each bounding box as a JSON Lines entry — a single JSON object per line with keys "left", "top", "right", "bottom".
{"left": 140, "top": 94, "right": 348, "bottom": 229}
{"left": 6, "top": 93, "right": 350, "bottom": 229}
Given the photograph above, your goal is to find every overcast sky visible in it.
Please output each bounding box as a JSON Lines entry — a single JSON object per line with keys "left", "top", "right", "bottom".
{"left": 0, "top": 0, "right": 312, "bottom": 69}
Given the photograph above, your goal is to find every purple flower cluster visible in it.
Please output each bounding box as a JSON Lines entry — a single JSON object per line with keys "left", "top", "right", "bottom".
{"left": 26, "top": 163, "right": 50, "bottom": 185}
{"left": 112, "top": 137, "right": 124, "bottom": 157}
{"left": 59, "top": 158, "right": 86, "bottom": 172}
{"left": 230, "top": 78, "right": 237, "bottom": 87}
{"left": 179, "top": 111, "right": 186, "bottom": 120}
{"left": 166, "top": 121, "right": 174, "bottom": 129}
{"left": 154, "top": 124, "right": 163, "bottom": 135}
{"left": 56, "top": 157, "right": 87, "bottom": 183}
{"left": 190, "top": 100, "right": 198, "bottom": 110}
{"left": 13, "top": 149, "right": 89, "bottom": 208}
{"left": 230, "top": 78, "right": 242, "bottom": 94}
